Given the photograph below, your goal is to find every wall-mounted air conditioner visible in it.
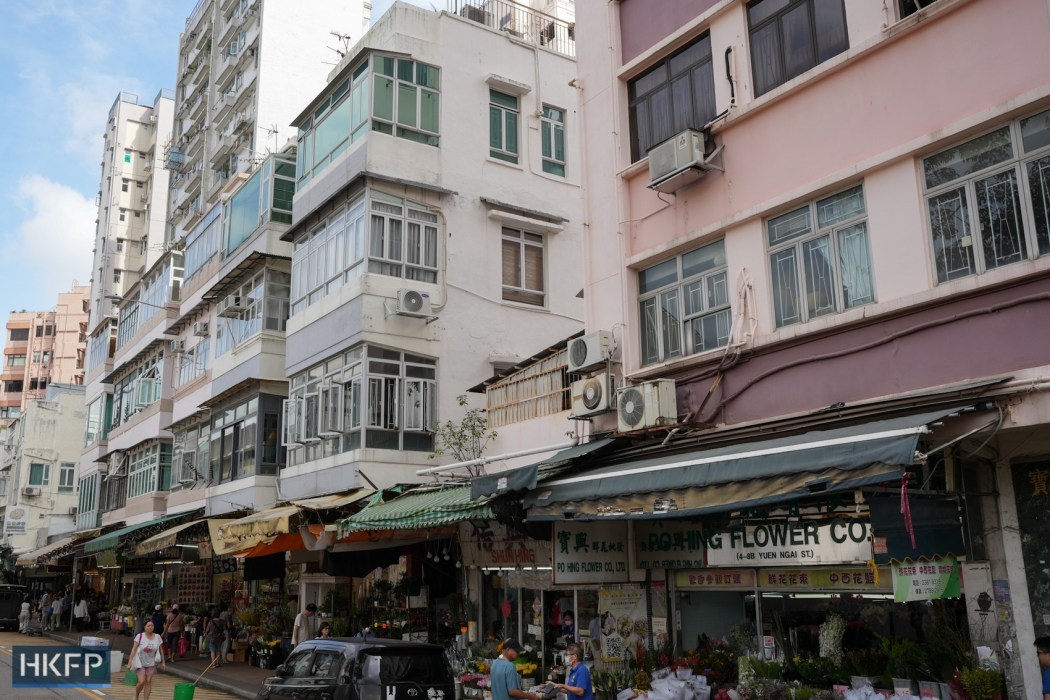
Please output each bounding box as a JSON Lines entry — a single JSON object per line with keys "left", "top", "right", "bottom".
{"left": 567, "top": 331, "right": 613, "bottom": 373}
{"left": 192, "top": 321, "right": 209, "bottom": 337}
{"left": 570, "top": 373, "right": 612, "bottom": 418}
{"left": 169, "top": 340, "right": 186, "bottom": 353}
{"left": 394, "top": 289, "right": 433, "bottom": 318}
{"left": 217, "top": 295, "right": 244, "bottom": 317}
{"left": 616, "top": 379, "right": 678, "bottom": 433}
{"left": 648, "top": 129, "right": 719, "bottom": 194}
{"left": 68, "top": 507, "right": 78, "bottom": 516}
{"left": 22, "top": 486, "right": 41, "bottom": 497}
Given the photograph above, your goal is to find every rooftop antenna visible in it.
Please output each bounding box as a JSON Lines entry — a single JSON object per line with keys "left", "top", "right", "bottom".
{"left": 324, "top": 32, "right": 353, "bottom": 64}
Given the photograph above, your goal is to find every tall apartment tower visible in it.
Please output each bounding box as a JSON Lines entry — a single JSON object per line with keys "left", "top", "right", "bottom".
{"left": 0, "top": 285, "right": 90, "bottom": 422}
{"left": 165, "top": 0, "right": 371, "bottom": 244}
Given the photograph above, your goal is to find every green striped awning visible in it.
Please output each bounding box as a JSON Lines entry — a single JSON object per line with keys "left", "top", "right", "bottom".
{"left": 338, "top": 486, "right": 492, "bottom": 535}
{"left": 84, "top": 513, "right": 189, "bottom": 554}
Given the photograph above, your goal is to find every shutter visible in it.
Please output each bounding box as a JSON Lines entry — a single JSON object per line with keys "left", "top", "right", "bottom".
{"left": 501, "top": 237, "right": 520, "bottom": 287}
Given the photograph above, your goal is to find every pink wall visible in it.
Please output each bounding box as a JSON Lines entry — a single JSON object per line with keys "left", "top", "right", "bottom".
{"left": 618, "top": 0, "right": 721, "bottom": 64}
{"left": 624, "top": 0, "right": 1050, "bottom": 258}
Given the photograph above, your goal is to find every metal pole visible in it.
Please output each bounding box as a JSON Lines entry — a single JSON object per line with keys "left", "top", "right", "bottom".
{"left": 68, "top": 555, "right": 77, "bottom": 633}
{"left": 752, "top": 572, "right": 762, "bottom": 660}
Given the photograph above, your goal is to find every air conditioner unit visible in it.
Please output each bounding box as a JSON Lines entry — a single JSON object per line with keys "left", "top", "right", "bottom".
{"left": 68, "top": 507, "right": 78, "bottom": 516}
{"left": 217, "top": 294, "right": 244, "bottom": 317}
{"left": 192, "top": 321, "right": 209, "bottom": 337}
{"left": 648, "top": 129, "right": 713, "bottom": 193}
{"left": 22, "top": 486, "right": 41, "bottom": 497}
{"left": 394, "top": 289, "right": 433, "bottom": 318}
{"left": 616, "top": 379, "right": 678, "bottom": 433}
{"left": 567, "top": 331, "right": 613, "bottom": 373}
{"left": 149, "top": 114, "right": 158, "bottom": 124}
{"left": 570, "top": 373, "right": 612, "bottom": 418}
{"left": 169, "top": 339, "right": 186, "bottom": 353}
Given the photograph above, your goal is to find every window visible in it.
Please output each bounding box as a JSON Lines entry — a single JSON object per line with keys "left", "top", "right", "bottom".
{"left": 766, "top": 185, "right": 874, "bottom": 327}
{"left": 748, "top": 0, "right": 848, "bottom": 98}
{"left": 126, "top": 443, "right": 172, "bottom": 498}
{"left": 111, "top": 351, "right": 163, "bottom": 428}
{"left": 9, "top": 329, "right": 28, "bottom": 342}
{"left": 502, "top": 227, "right": 545, "bottom": 306}
{"left": 898, "top": 0, "right": 938, "bottom": 19}
{"left": 114, "top": 269, "right": 122, "bottom": 284}
{"left": 116, "top": 238, "right": 125, "bottom": 253}
{"left": 369, "top": 194, "right": 439, "bottom": 282}
{"left": 210, "top": 394, "right": 283, "bottom": 482}
{"left": 489, "top": 90, "right": 519, "bottom": 163}
{"left": 121, "top": 179, "right": 130, "bottom": 192}
{"left": 639, "top": 239, "right": 730, "bottom": 365}
{"left": 29, "top": 463, "right": 50, "bottom": 486}
{"left": 372, "top": 56, "right": 440, "bottom": 146}
{"left": 541, "top": 106, "right": 566, "bottom": 176}
{"left": 59, "top": 463, "right": 75, "bottom": 492}
{"left": 119, "top": 209, "right": 127, "bottom": 222}
{"left": 212, "top": 268, "right": 289, "bottom": 357}
{"left": 628, "top": 33, "right": 716, "bottom": 160}
{"left": 4, "top": 380, "right": 23, "bottom": 393}
{"left": 124, "top": 151, "right": 132, "bottom": 163}
{"left": 923, "top": 108, "right": 1050, "bottom": 283}
{"left": 6, "top": 354, "right": 25, "bottom": 367}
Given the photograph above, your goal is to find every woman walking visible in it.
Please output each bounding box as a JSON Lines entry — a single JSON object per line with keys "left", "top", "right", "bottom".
{"left": 205, "top": 610, "right": 227, "bottom": 667}
{"left": 127, "top": 619, "right": 166, "bottom": 700}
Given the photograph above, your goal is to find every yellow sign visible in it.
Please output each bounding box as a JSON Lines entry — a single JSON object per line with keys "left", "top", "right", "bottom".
{"left": 758, "top": 566, "right": 891, "bottom": 591}
{"left": 675, "top": 569, "right": 756, "bottom": 590}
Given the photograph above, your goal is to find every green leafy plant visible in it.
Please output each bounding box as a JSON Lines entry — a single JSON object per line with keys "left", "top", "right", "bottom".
{"left": 843, "top": 648, "right": 887, "bottom": 678}
{"left": 880, "top": 635, "right": 924, "bottom": 680}
{"left": 960, "top": 667, "right": 1002, "bottom": 700}
{"left": 741, "top": 656, "right": 783, "bottom": 680}
{"left": 430, "top": 395, "right": 497, "bottom": 476}
{"left": 793, "top": 656, "right": 840, "bottom": 687}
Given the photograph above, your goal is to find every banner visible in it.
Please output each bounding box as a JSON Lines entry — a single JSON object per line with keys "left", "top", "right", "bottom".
{"left": 553, "top": 522, "right": 629, "bottom": 584}
{"left": 596, "top": 586, "right": 666, "bottom": 662}
{"left": 458, "top": 521, "right": 551, "bottom": 568}
{"left": 891, "top": 555, "right": 961, "bottom": 602}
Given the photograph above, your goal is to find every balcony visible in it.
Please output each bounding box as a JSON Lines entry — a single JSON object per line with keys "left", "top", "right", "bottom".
{"left": 448, "top": 0, "right": 575, "bottom": 57}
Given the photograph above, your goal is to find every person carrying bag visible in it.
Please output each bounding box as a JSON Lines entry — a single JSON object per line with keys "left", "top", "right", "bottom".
{"left": 127, "top": 619, "right": 166, "bottom": 700}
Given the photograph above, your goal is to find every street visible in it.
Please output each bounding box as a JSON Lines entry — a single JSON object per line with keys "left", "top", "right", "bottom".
{"left": 0, "top": 632, "right": 242, "bottom": 700}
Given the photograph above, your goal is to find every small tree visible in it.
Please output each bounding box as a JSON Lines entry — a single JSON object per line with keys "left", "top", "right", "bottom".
{"left": 430, "top": 395, "right": 497, "bottom": 476}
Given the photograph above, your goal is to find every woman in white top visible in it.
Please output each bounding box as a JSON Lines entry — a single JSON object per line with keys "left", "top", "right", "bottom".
{"left": 18, "top": 596, "right": 30, "bottom": 633}
{"left": 127, "top": 619, "right": 166, "bottom": 700}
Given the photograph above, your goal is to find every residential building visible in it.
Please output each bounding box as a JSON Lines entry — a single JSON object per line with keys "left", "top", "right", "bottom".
{"left": 573, "top": 0, "right": 1050, "bottom": 697}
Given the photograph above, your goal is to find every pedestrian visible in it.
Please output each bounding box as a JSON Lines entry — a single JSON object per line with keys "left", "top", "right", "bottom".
{"left": 18, "top": 595, "right": 30, "bottom": 633}
{"left": 491, "top": 638, "right": 541, "bottom": 700}
{"left": 127, "top": 619, "right": 166, "bottom": 700}
{"left": 150, "top": 604, "right": 165, "bottom": 634}
{"left": 555, "top": 643, "right": 593, "bottom": 700}
{"left": 164, "top": 604, "right": 184, "bottom": 662}
{"left": 39, "top": 591, "right": 51, "bottom": 631}
{"left": 1036, "top": 636, "right": 1050, "bottom": 700}
{"left": 291, "top": 603, "right": 319, "bottom": 647}
{"left": 74, "top": 598, "right": 90, "bottom": 632}
{"left": 205, "top": 609, "right": 227, "bottom": 667}
{"left": 317, "top": 622, "right": 332, "bottom": 639}
{"left": 50, "top": 595, "right": 62, "bottom": 631}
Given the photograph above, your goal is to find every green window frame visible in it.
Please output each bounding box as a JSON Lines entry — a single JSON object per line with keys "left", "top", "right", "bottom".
{"left": 29, "top": 463, "right": 50, "bottom": 486}
{"left": 489, "top": 90, "right": 519, "bottom": 163}
{"left": 541, "top": 105, "right": 565, "bottom": 176}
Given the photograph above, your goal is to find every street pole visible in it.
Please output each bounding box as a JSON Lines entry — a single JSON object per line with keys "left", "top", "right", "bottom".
{"left": 68, "top": 555, "right": 77, "bottom": 634}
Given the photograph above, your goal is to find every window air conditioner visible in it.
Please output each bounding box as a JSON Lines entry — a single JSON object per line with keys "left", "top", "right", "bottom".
{"left": 218, "top": 295, "right": 244, "bottom": 317}
{"left": 570, "top": 373, "right": 612, "bottom": 418}
{"left": 395, "top": 289, "right": 433, "bottom": 318}
{"left": 22, "top": 486, "right": 41, "bottom": 497}
{"left": 192, "top": 321, "right": 209, "bottom": 337}
{"left": 68, "top": 507, "right": 78, "bottom": 516}
{"left": 567, "top": 331, "right": 613, "bottom": 373}
{"left": 616, "top": 379, "right": 678, "bottom": 432}
{"left": 169, "top": 339, "right": 186, "bottom": 353}
{"left": 648, "top": 129, "right": 714, "bottom": 193}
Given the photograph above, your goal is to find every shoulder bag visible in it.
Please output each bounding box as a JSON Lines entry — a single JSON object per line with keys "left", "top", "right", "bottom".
{"left": 129, "top": 634, "right": 142, "bottom": 670}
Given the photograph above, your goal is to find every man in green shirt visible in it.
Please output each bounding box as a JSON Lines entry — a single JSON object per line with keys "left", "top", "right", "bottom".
{"left": 491, "top": 639, "right": 540, "bottom": 700}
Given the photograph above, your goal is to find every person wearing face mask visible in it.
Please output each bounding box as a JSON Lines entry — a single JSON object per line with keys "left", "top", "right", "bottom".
{"left": 554, "top": 643, "right": 593, "bottom": 700}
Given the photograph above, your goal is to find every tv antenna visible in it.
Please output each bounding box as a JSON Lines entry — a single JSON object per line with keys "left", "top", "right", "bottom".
{"left": 327, "top": 31, "right": 353, "bottom": 60}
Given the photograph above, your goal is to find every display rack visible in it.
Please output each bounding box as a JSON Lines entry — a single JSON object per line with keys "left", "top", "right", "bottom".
{"left": 175, "top": 564, "right": 210, "bottom": 604}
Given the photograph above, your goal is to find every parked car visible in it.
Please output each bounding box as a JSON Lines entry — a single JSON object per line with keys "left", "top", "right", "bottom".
{"left": 0, "top": 584, "right": 28, "bottom": 631}
{"left": 255, "top": 637, "right": 455, "bottom": 700}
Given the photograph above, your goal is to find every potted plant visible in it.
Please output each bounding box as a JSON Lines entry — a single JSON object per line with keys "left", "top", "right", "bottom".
{"left": 882, "top": 637, "right": 923, "bottom": 695}
{"left": 844, "top": 648, "right": 887, "bottom": 689}
{"left": 959, "top": 667, "right": 1002, "bottom": 700}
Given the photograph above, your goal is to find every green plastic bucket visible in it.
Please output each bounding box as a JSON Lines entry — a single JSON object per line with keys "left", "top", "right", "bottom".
{"left": 173, "top": 682, "right": 196, "bottom": 700}
{"left": 125, "top": 669, "right": 139, "bottom": 686}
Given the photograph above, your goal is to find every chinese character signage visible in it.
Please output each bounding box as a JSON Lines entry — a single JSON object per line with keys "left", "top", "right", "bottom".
{"left": 705, "top": 519, "right": 871, "bottom": 567}
{"left": 891, "top": 555, "right": 961, "bottom": 602}
{"left": 760, "top": 566, "right": 890, "bottom": 591}
{"left": 635, "top": 521, "right": 705, "bottom": 569}
{"left": 553, "top": 522, "right": 629, "bottom": 584}
{"left": 5, "top": 507, "right": 27, "bottom": 535}
{"left": 458, "top": 521, "right": 552, "bottom": 568}
{"left": 675, "top": 569, "right": 756, "bottom": 590}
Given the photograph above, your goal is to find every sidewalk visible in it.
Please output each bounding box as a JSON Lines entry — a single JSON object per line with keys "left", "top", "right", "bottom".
{"left": 47, "top": 627, "right": 270, "bottom": 699}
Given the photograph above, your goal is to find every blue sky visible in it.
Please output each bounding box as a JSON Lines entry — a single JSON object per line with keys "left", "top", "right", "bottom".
{"left": 0, "top": 0, "right": 429, "bottom": 318}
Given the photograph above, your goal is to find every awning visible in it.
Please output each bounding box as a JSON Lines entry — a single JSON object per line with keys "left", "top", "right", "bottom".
{"left": 85, "top": 513, "right": 190, "bottom": 554}
{"left": 242, "top": 524, "right": 329, "bottom": 558}
{"left": 526, "top": 410, "right": 951, "bottom": 512}
{"left": 290, "top": 488, "right": 373, "bottom": 510}
{"left": 339, "top": 486, "right": 492, "bottom": 534}
{"left": 17, "top": 535, "right": 78, "bottom": 567}
{"left": 471, "top": 438, "right": 618, "bottom": 500}
{"left": 213, "top": 505, "right": 300, "bottom": 556}
{"left": 527, "top": 463, "right": 903, "bottom": 520}
{"left": 135, "top": 518, "right": 219, "bottom": 556}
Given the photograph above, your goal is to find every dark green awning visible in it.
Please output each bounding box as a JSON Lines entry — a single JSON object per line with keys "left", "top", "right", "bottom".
{"left": 470, "top": 437, "right": 617, "bottom": 500}
{"left": 526, "top": 410, "right": 952, "bottom": 513}
{"left": 338, "top": 486, "right": 491, "bottom": 535}
{"left": 84, "top": 513, "right": 188, "bottom": 554}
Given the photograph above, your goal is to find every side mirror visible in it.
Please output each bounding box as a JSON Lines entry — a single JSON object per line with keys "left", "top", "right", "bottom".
{"left": 275, "top": 664, "right": 291, "bottom": 678}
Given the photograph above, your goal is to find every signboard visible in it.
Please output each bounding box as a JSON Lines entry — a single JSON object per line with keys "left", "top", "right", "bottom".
{"left": 705, "top": 519, "right": 871, "bottom": 567}
{"left": 759, "top": 566, "right": 890, "bottom": 591}
{"left": 459, "top": 521, "right": 551, "bottom": 568}
{"left": 892, "top": 555, "right": 961, "bottom": 602}
{"left": 553, "top": 522, "right": 629, "bottom": 585}
{"left": 676, "top": 569, "right": 756, "bottom": 590}
{"left": 5, "top": 507, "right": 27, "bottom": 535}
{"left": 635, "top": 521, "right": 705, "bottom": 569}
{"left": 596, "top": 585, "right": 666, "bottom": 662}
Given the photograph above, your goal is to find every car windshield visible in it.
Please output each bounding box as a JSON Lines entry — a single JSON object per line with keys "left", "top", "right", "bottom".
{"left": 360, "top": 652, "right": 447, "bottom": 684}
{"left": 284, "top": 650, "right": 342, "bottom": 678}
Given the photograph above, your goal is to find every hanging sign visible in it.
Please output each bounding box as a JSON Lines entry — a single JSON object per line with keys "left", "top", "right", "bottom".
{"left": 635, "top": 521, "right": 705, "bottom": 569}
{"left": 553, "top": 522, "right": 629, "bottom": 584}
{"left": 5, "top": 507, "right": 27, "bottom": 534}
{"left": 705, "top": 519, "right": 871, "bottom": 567}
{"left": 458, "top": 521, "right": 552, "bottom": 568}
{"left": 891, "top": 555, "right": 961, "bottom": 602}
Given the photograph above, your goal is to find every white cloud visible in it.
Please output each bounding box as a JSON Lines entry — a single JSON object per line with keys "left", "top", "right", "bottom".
{"left": 1, "top": 176, "right": 94, "bottom": 305}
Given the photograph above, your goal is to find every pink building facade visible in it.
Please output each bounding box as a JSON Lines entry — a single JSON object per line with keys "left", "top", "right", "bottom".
{"left": 575, "top": 0, "right": 1050, "bottom": 696}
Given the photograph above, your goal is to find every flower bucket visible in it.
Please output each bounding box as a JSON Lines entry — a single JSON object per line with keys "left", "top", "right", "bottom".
{"left": 893, "top": 679, "right": 917, "bottom": 696}
{"left": 173, "top": 682, "right": 196, "bottom": 700}
{"left": 918, "top": 681, "right": 941, "bottom": 699}
{"left": 852, "top": 676, "right": 881, "bottom": 690}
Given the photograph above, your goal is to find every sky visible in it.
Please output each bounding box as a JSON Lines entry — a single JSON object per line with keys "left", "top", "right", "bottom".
{"left": 0, "top": 0, "right": 430, "bottom": 318}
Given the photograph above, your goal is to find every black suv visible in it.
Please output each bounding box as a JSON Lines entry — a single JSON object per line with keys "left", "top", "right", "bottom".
{"left": 255, "top": 638, "right": 455, "bottom": 700}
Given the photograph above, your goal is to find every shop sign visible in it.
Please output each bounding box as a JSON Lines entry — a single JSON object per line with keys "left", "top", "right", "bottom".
{"left": 635, "top": 521, "right": 705, "bottom": 569}
{"left": 458, "top": 521, "right": 552, "bottom": 568}
{"left": 891, "top": 555, "right": 961, "bottom": 602}
{"left": 597, "top": 585, "right": 667, "bottom": 662}
{"left": 759, "top": 566, "right": 890, "bottom": 591}
{"left": 5, "top": 507, "right": 27, "bottom": 534}
{"left": 705, "top": 519, "right": 871, "bottom": 567}
{"left": 675, "top": 569, "right": 756, "bottom": 590}
{"left": 553, "top": 522, "right": 629, "bottom": 584}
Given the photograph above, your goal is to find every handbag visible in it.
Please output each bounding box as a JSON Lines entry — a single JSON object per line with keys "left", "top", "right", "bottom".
{"left": 129, "top": 635, "right": 142, "bottom": 670}
{"left": 155, "top": 646, "right": 163, "bottom": 664}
